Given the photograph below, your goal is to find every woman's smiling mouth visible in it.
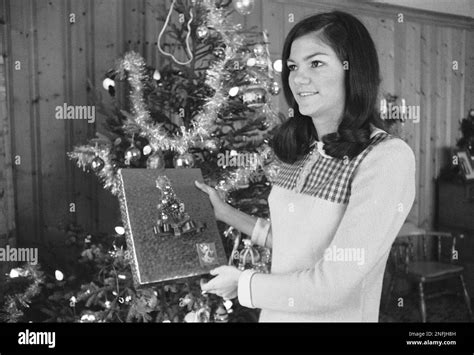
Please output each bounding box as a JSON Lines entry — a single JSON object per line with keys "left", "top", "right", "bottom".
{"left": 298, "top": 91, "right": 318, "bottom": 97}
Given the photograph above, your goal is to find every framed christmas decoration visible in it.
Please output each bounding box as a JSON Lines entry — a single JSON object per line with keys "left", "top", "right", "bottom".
{"left": 456, "top": 150, "right": 474, "bottom": 181}
{"left": 117, "top": 168, "right": 227, "bottom": 286}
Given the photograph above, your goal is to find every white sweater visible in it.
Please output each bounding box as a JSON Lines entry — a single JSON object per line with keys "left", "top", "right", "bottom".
{"left": 237, "top": 126, "right": 416, "bottom": 322}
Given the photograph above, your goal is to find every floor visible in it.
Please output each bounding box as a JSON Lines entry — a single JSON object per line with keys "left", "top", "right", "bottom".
{"left": 379, "top": 294, "right": 472, "bottom": 322}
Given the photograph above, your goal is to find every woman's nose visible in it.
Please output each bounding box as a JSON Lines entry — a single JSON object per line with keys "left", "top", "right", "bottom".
{"left": 292, "top": 71, "right": 310, "bottom": 85}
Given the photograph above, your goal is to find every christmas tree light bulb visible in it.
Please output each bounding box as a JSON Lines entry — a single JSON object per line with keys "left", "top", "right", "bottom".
{"left": 9, "top": 268, "right": 20, "bottom": 278}
{"left": 55, "top": 270, "right": 64, "bottom": 281}
{"left": 273, "top": 59, "right": 283, "bottom": 73}
{"left": 143, "top": 145, "right": 153, "bottom": 155}
{"left": 228, "top": 86, "right": 239, "bottom": 97}
{"left": 115, "top": 226, "right": 125, "bottom": 235}
{"left": 102, "top": 78, "right": 115, "bottom": 90}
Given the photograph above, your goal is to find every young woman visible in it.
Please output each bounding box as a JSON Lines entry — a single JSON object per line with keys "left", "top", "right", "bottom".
{"left": 195, "top": 11, "right": 415, "bottom": 322}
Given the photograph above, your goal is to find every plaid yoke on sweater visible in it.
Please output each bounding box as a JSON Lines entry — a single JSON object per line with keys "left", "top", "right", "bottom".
{"left": 274, "top": 131, "right": 390, "bottom": 203}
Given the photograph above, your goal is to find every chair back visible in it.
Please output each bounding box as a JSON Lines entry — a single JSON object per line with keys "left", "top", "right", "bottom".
{"left": 390, "top": 223, "right": 457, "bottom": 273}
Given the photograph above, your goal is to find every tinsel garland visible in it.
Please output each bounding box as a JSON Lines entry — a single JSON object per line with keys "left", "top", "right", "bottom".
{"left": 1, "top": 264, "right": 45, "bottom": 322}
{"left": 68, "top": 0, "right": 281, "bottom": 196}
{"left": 68, "top": 144, "right": 121, "bottom": 196}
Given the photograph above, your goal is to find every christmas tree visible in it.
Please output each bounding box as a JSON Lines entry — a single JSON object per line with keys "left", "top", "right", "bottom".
{"left": 1, "top": 0, "right": 282, "bottom": 323}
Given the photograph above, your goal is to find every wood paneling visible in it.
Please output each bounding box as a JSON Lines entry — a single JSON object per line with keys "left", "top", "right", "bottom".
{"left": 0, "top": 0, "right": 16, "bottom": 245}
{"left": 2, "top": 0, "right": 169, "bottom": 244}
{"left": 1, "top": 0, "right": 473, "bottom": 245}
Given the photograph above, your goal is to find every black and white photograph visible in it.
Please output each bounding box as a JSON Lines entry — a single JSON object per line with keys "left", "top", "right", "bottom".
{"left": 0, "top": 0, "right": 473, "bottom": 352}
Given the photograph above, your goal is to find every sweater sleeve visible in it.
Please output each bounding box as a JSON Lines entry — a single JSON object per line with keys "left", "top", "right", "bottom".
{"left": 238, "top": 138, "right": 416, "bottom": 312}
{"left": 250, "top": 218, "right": 273, "bottom": 249}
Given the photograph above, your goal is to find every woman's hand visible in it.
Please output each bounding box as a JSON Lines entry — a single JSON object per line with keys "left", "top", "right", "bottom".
{"left": 200, "top": 266, "right": 242, "bottom": 299}
{"left": 194, "top": 180, "right": 231, "bottom": 222}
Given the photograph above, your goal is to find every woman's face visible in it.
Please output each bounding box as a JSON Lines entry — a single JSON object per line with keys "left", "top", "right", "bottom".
{"left": 287, "top": 32, "right": 346, "bottom": 121}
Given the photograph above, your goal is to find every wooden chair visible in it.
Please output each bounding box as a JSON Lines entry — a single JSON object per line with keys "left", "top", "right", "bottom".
{"left": 386, "top": 227, "right": 473, "bottom": 322}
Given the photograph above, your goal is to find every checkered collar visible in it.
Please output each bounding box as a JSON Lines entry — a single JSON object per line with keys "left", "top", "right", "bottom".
{"left": 309, "top": 124, "right": 386, "bottom": 159}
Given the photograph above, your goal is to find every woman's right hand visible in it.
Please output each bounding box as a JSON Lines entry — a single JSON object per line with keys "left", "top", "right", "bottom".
{"left": 194, "top": 180, "right": 231, "bottom": 222}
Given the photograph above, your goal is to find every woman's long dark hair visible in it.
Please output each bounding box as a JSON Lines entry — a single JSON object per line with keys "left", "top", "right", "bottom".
{"left": 272, "top": 11, "right": 387, "bottom": 163}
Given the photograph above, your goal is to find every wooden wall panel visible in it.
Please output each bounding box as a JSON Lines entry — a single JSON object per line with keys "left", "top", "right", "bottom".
{"left": 36, "top": 0, "right": 69, "bottom": 241}
{"left": 375, "top": 17, "right": 396, "bottom": 95}
{"left": 8, "top": 0, "right": 42, "bottom": 244}
{"left": 68, "top": 0, "right": 96, "bottom": 232}
{"left": 430, "top": 26, "right": 442, "bottom": 195}
{"left": 437, "top": 28, "right": 449, "bottom": 176}
{"left": 0, "top": 0, "right": 16, "bottom": 244}
{"left": 419, "top": 24, "right": 434, "bottom": 229}
{"left": 405, "top": 22, "right": 421, "bottom": 225}
{"left": 465, "top": 30, "right": 474, "bottom": 114}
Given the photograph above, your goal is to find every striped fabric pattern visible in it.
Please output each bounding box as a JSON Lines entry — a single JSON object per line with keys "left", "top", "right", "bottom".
{"left": 273, "top": 132, "right": 392, "bottom": 204}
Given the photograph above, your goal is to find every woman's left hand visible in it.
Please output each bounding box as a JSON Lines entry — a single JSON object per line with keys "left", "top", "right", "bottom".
{"left": 201, "top": 266, "right": 242, "bottom": 299}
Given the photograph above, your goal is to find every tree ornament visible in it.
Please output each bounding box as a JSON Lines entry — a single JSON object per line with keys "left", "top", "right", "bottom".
{"left": 233, "top": 0, "right": 255, "bottom": 15}
{"left": 146, "top": 151, "right": 166, "bottom": 169}
{"left": 246, "top": 57, "right": 256, "bottom": 67}
{"left": 234, "top": 170, "right": 250, "bottom": 188}
{"left": 238, "top": 239, "right": 260, "bottom": 270}
{"left": 259, "top": 247, "right": 272, "bottom": 264}
{"left": 246, "top": 56, "right": 266, "bottom": 69}
{"left": 214, "top": 304, "right": 229, "bottom": 323}
{"left": 253, "top": 44, "right": 265, "bottom": 56}
{"left": 90, "top": 156, "right": 105, "bottom": 172}
{"left": 254, "top": 57, "right": 268, "bottom": 69}
{"left": 242, "top": 84, "right": 266, "bottom": 108}
{"left": 223, "top": 299, "right": 234, "bottom": 313}
{"left": 196, "top": 306, "right": 211, "bottom": 322}
{"left": 124, "top": 146, "right": 141, "bottom": 165}
{"left": 214, "top": 180, "right": 229, "bottom": 201}
{"left": 205, "top": 140, "right": 219, "bottom": 154}
{"left": 173, "top": 152, "right": 194, "bottom": 168}
{"left": 224, "top": 226, "right": 241, "bottom": 265}
{"left": 213, "top": 47, "right": 226, "bottom": 59}
{"left": 196, "top": 25, "right": 209, "bottom": 40}
{"left": 269, "top": 81, "right": 281, "bottom": 96}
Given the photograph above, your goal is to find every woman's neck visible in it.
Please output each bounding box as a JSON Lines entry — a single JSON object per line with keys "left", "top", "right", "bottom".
{"left": 311, "top": 117, "right": 340, "bottom": 140}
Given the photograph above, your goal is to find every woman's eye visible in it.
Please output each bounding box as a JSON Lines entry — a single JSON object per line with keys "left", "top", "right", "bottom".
{"left": 311, "top": 60, "right": 323, "bottom": 68}
{"left": 287, "top": 64, "right": 297, "bottom": 71}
